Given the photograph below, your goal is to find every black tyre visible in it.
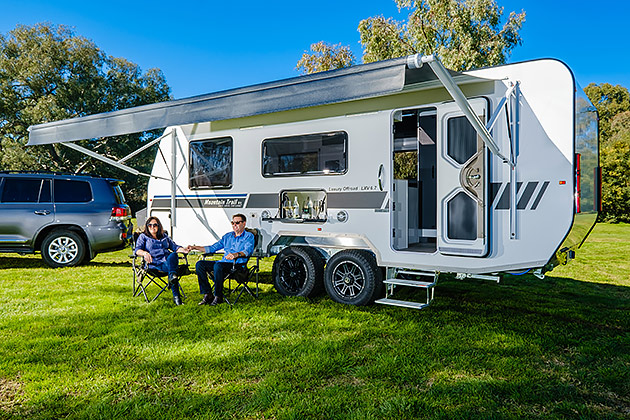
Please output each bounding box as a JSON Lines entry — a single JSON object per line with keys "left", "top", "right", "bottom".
{"left": 324, "top": 250, "right": 382, "bottom": 306}
{"left": 41, "top": 230, "right": 86, "bottom": 268}
{"left": 273, "top": 246, "right": 324, "bottom": 297}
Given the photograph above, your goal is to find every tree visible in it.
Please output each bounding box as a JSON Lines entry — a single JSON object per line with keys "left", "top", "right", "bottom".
{"left": 297, "top": 41, "right": 355, "bottom": 74}
{"left": 584, "top": 83, "right": 630, "bottom": 142}
{"left": 297, "top": 0, "right": 525, "bottom": 74}
{"left": 584, "top": 83, "right": 630, "bottom": 222}
{"left": 0, "top": 23, "right": 171, "bottom": 211}
{"left": 599, "top": 111, "right": 630, "bottom": 222}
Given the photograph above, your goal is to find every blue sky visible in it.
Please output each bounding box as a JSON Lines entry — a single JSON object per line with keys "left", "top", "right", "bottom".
{"left": 1, "top": 0, "right": 628, "bottom": 99}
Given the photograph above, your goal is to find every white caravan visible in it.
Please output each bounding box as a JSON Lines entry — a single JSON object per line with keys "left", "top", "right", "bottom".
{"left": 28, "top": 55, "right": 599, "bottom": 308}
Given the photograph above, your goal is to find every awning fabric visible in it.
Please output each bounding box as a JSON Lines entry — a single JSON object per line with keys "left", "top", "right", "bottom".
{"left": 27, "top": 57, "right": 466, "bottom": 145}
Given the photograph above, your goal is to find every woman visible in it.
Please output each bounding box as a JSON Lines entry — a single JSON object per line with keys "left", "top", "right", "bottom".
{"left": 134, "top": 217, "right": 188, "bottom": 305}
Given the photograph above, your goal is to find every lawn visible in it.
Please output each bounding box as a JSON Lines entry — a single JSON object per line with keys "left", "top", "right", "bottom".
{"left": 0, "top": 223, "right": 628, "bottom": 419}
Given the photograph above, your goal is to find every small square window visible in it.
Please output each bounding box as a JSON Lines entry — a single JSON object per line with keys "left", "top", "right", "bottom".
{"left": 189, "top": 137, "right": 233, "bottom": 189}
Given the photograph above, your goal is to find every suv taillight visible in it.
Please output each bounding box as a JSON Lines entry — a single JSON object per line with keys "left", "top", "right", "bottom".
{"left": 111, "top": 205, "right": 131, "bottom": 221}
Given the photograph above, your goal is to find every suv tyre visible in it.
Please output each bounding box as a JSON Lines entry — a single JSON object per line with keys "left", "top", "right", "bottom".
{"left": 41, "top": 230, "right": 86, "bottom": 268}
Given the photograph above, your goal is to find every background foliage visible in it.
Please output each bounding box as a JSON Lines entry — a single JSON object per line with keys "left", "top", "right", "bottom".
{"left": 297, "top": 0, "right": 525, "bottom": 73}
{"left": 0, "top": 23, "right": 171, "bottom": 212}
{"left": 585, "top": 84, "right": 630, "bottom": 222}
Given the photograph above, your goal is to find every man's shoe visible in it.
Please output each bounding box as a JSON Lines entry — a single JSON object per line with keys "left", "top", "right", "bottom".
{"left": 198, "top": 294, "right": 214, "bottom": 305}
{"left": 173, "top": 296, "right": 183, "bottom": 306}
{"left": 209, "top": 296, "right": 223, "bottom": 306}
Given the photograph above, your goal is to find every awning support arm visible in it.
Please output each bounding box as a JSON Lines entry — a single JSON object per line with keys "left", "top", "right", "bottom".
{"left": 118, "top": 129, "right": 173, "bottom": 163}
{"left": 509, "top": 82, "right": 521, "bottom": 240}
{"left": 407, "top": 54, "right": 514, "bottom": 167}
{"left": 60, "top": 142, "right": 170, "bottom": 181}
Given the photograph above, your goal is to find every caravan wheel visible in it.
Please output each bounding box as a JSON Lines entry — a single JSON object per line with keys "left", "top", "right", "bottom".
{"left": 273, "top": 247, "right": 324, "bottom": 297}
{"left": 324, "top": 250, "right": 381, "bottom": 306}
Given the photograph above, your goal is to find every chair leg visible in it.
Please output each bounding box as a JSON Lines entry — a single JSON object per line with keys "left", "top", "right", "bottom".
{"left": 149, "top": 279, "right": 170, "bottom": 303}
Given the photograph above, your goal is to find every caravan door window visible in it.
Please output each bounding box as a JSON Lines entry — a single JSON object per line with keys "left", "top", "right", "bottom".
{"left": 262, "top": 131, "right": 347, "bottom": 177}
{"left": 189, "top": 137, "right": 233, "bottom": 189}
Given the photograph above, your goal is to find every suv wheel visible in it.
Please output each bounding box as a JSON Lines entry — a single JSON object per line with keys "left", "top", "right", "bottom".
{"left": 41, "top": 230, "right": 86, "bottom": 268}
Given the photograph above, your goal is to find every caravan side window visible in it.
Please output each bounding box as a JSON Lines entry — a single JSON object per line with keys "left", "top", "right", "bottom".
{"left": 189, "top": 137, "right": 233, "bottom": 189}
{"left": 262, "top": 131, "right": 347, "bottom": 177}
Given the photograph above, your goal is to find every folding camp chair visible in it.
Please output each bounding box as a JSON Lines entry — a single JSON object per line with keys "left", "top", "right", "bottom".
{"left": 131, "top": 232, "right": 190, "bottom": 303}
{"left": 132, "top": 253, "right": 190, "bottom": 303}
{"left": 201, "top": 227, "right": 262, "bottom": 305}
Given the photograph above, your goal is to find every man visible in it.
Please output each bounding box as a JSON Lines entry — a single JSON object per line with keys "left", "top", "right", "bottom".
{"left": 188, "top": 214, "right": 255, "bottom": 306}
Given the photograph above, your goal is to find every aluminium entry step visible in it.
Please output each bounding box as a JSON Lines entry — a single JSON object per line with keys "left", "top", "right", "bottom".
{"left": 384, "top": 278, "right": 435, "bottom": 288}
{"left": 375, "top": 298, "right": 429, "bottom": 309}
{"left": 396, "top": 269, "right": 436, "bottom": 277}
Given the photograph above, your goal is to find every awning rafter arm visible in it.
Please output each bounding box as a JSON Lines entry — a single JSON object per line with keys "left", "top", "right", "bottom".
{"left": 118, "top": 129, "right": 174, "bottom": 163}
{"left": 61, "top": 142, "right": 170, "bottom": 181}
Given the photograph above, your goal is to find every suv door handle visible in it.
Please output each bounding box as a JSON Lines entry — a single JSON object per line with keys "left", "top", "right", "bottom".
{"left": 34, "top": 210, "right": 51, "bottom": 215}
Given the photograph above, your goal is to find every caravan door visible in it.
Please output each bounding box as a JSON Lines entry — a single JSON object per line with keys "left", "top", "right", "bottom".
{"left": 437, "top": 99, "right": 489, "bottom": 257}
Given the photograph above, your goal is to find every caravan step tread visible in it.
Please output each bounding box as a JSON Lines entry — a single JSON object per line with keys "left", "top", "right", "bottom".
{"left": 396, "top": 270, "right": 436, "bottom": 277}
{"left": 384, "top": 278, "right": 435, "bottom": 288}
{"left": 375, "top": 298, "right": 429, "bottom": 309}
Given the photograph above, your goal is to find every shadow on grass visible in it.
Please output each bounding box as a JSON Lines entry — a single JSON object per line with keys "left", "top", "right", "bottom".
{"left": 0, "top": 255, "right": 48, "bottom": 269}
{"left": 85, "top": 261, "right": 133, "bottom": 268}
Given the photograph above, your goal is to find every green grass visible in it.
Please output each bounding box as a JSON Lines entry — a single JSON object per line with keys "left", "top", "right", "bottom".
{"left": 0, "top": 223, "right": 628, "bottom": 419}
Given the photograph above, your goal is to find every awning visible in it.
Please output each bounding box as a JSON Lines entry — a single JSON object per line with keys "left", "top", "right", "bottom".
{"left": 27, "top": 57, "right": 470, "bottom": 145}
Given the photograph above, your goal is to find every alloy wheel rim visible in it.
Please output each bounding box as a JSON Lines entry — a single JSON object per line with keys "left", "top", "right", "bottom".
{"left": 279, "top": 255, "right": 307, "bottom": 293}
{"left": 49, "top": 237, "right": 79, "bottom": 264}
{"left": 331, "top": 260, "right": 365, "bottom": 298}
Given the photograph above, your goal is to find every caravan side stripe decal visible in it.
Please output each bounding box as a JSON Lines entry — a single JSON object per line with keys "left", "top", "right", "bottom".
{"left": 517, "top": 182, "right": 539, "bottom": 209}
{"left": 151, "top": 192, "right": 388, "bottom": 210}
{"left": 491, "top": 181, "right": 549, "bottom": 210}
{"left": 530, "top": 181, "right": 550, "bottom": 210}
{"left": 327, "top": 192, "right": 388, "bottom": 209}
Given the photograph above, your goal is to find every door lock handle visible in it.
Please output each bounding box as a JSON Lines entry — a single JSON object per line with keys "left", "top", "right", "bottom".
{"left": 34, "top": 210, "right": 51, "bottom": 215}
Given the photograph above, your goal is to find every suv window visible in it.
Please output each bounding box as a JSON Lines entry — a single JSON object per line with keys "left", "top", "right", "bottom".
{"left": 1, "top": 178, "right": 49, "bottom": 203}
{"left": 54, "top": 179, "right": 93, "bottom": 203}
{"left": 112, "top": 184, "right": 125, "bottom": 205}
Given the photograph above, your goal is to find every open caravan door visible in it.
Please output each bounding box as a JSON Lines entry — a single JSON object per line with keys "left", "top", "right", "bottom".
{"left": 436, "top": 99, "right": 489, "bottom": 257}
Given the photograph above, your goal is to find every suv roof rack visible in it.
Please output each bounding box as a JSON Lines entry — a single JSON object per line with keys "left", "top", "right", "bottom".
{"left": 0, "top": 170, "right": 124, "bottom": 183}
{"left": 0, "top": 170, "right": 100, "bottom": 176}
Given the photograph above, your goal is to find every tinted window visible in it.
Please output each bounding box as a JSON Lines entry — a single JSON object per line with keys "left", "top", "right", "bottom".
{"left": 112, "top": 185, "right": 126, "bottom": 204}
{"left": 39, "top": 180, "right": 51, "bottom": 203}
{"left": 189, "top": 137, "right": 233, "bottom": 189}
{"left": 263, "top": 131, "right": 347, "bottom": 177}
{"left": 54, "top": 179, "right": 93, "bottom": 203}
{"left": 447, "top": 192, "right": 477, "bottom": 240}
{"left": 1, "top": 178, "right": 42, "bottom": 203}
{"left": 447, "top": 116, "right": 477, "bottom": 164}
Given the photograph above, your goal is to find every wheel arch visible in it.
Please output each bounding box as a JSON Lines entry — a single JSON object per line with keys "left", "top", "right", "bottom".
{"left": 34, "top": 224, "right": 90, "bottom": 254}
{"left": 267, "top": 233, "right": 383, "bottom": 265}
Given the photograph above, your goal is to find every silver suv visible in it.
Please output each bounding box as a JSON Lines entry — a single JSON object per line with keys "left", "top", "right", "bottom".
{"left": 0, "top": 171, "right": 133, "bottom": 267}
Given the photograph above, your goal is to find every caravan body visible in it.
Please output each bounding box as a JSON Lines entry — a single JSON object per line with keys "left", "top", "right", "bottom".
{"left": 27, "top": 56, "right": 599, "bottom": 307}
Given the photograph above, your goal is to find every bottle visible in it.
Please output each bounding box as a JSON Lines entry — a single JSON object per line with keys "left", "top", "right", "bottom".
{"left": 302, "top": 198, "right": 309, "bottom": 218}
{"left": 307, "top": 197, "right": 314, "bottom": 219}
{"left": 283, "top": 196, "right": 291, "bottom": 218}
{"left": 293, "top": 196, "right": 300, "bottom": 219}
